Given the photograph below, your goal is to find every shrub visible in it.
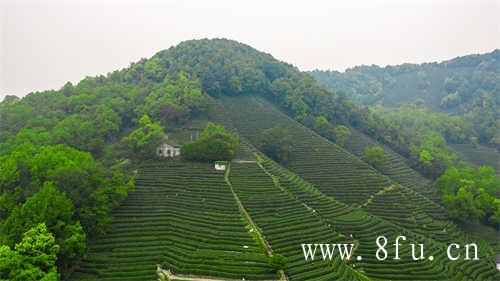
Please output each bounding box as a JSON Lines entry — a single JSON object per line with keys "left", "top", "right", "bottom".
{"left": 364, "top": 146, "right": 386, "bottom": 166}
{"left": 334, "top": 125, "right": 351, "bottom": 146}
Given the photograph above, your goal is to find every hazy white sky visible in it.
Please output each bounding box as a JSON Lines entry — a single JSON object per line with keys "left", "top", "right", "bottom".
{"left": 1, "top": 0, "right": 499, "bottom": 98}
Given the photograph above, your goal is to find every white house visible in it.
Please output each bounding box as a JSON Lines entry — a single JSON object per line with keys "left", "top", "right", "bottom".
{"left": 157, "top": 141, "right": 181, "bottom": 158}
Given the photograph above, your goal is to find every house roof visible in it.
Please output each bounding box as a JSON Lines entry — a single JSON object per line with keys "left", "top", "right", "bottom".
{"left": 163, "top": 140, "right": 181, "bottom": 148}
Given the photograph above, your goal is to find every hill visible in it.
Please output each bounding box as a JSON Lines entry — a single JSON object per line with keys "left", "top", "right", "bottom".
{"left": 308, "top": 50, "right": 499, "bottom": 112}
{"left": 0, "top": 39, "right": 498, "bottom": 280}
{"left": 70, "top": 93, "right": 499, "bottom": 279}
{"left": 308, "top": 50, "right": 500, "bottom": 160}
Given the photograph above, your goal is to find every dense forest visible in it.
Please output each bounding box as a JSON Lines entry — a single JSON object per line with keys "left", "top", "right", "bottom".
{"left": 0, "top": 39, "right": 498, "bottom": 280}
{"left": 309, "top": 50, "right": 499, "bottom": 150}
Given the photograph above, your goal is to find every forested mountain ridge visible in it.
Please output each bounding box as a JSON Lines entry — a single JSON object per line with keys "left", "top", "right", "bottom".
{"left": 309, "top": 49, "right": 499, "bottom": 111}
{"left": 0, "top": 39, "right": 498, "bottom": 280}
{"left": 308, "top": 50, "right": 500, "bottom": 148}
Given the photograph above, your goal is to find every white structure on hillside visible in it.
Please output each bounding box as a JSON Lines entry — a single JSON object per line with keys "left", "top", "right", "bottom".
{"left": 157, "top": 141, "right": 181, "bottom": 158}
{"left": 214, "top": 161, "right": 227, "bottom": 171}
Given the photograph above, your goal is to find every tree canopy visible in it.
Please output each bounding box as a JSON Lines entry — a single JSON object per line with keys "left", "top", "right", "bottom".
{"left": 436, "top": 164, "right": 499, "bottom": 227}
{"left": 123, "top": 115, "right": 166, "bottom": 159}
{"left": 259, "top": 125, "right": 293, "bottom": 163}
{"left": 334, "top": 125, "right": 351, "bottom": 147}
{"left": 0, "top": 224, "right": 59, "bottom": 281}
{"left": 181, "top": 122, "right": 239, "bottom": 161}
{"left": 364, "top": 146, "right": 387, "bottom": 167}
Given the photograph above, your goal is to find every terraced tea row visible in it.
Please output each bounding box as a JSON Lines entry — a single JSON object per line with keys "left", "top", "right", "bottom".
{"left": 344, "top": 127, "right": 440, "bottom": 202}
{"left": 220, "top": 96, "right": 390, "bottom": 205}
{"left": 219, "top": 96, "right": 453, "bottom": 232}
{"left": 257, "top": 155, "right": 499, "bottom": 281}
{"left": 229, "top": 162, "right": 369, "bottom": 281}
{"left": 451, "top": 143, "right": 500, "bottom": 171}
{"left": 70, "top": 161, "right": 276, "bottom": 281}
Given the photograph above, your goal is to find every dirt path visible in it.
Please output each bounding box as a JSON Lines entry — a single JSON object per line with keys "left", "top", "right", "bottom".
{"left": 156, "top": 162, "right": 286, "bottom": 281}
{"left": 361, "top": 184, "right": 398, "bottom": 207}
{"left": 232, "top": 160, "right": 257, "bottom": 163}
{"left": 159, "top": 267, "right": 279, "bottom": 281}
{"left": 225, "top": 162, "right": 288, "bottom": 281}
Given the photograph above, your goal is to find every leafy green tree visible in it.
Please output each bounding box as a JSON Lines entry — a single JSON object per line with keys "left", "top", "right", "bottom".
{"left": 418, "top": 150, "right": 434, "bottom": 166}
{"left": 0, "top": 143, "right": 132, "bottom": 237}
{"left": 312, "top": 116, "right": 335, "bottom": 139}
{"left": 0, "top": 224, "right": 60, "bottom": 281}
{"left": 1, "top": 182, "right": 86, "bottom": 270}
{"left": 93, "top": 105, "right": 121, "bottom": 140}
{"left": 15, "top": 224, "right": 59, "bottom": 275}
{"left": 334, "top": 125, "right": 351, "bottom": 146}
{"left": 181, "top": 122, "right": 239, "bottom": 161}
{"left": 137, "top": 73, "right": 213, "bottom": 126}
{"left": 411, "top": 133, "right": 457, "bottom": 177}
{"left": 436, "top": 164, "right": 499, "bottom": 227}
{"left": 52, "top": 115, "right": 102, "bottom": 153}
{"left": 364, "top": 146, "right": 387, "bottom": 166}
{"left": 0, "top": 102, "right": 33, "bottom": 133}
{"left": 259, "top": 125, "right": 293, "bottom": 163}
{"left": 1, "top": 182, "right": 73, "bottom": 242}
{"left": 123, "top": 115, "right": 166, "bottom": 159}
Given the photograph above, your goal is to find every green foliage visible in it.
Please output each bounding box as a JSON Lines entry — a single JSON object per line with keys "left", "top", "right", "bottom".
{"left": 436, "top": 164, "right": 499, "bottom": 227}
{"left": 1, "top": 182, "right": 86, "bottom": 270}
{"left": 259, "top": 125, "right": 292, "bottom": 163}
{"left": 0, "top": 144, "right": 131, "bottom": 237}
{"left": 310, "top": 115, "right": 335, "bottom": 139}
{"left": 181, "top": 122, "right": 239, "bottom": 161}
{"left": 268, "top": 253, "right": 287, "bottom": 271}
{"left": 418, "top": 150, "right": 434, "bottom": 166}
{"left": 411, "top": 132, "right": 458, "bottom": 177}
{"left": 363, "top": 146, "right": 386, "bottom": 166}
{"left": 137, "top": 72, "right": 213, "bottom": 126}
{"left": 0, "top": 224, "right": 59, "bottom": 281}
{"left": 334, "top": 125, "right": 351, "bottom": 146}
{"left": 123, "top": 115, "right": 166, "bottom": 159}
{"left": 52, "top": 115, "right": 102, "bottom": 153}
{"left": 1, "top": 38, "right": 497, "bottom": 279}
{"left": 370, "top": 106, "right": 462, "bottom": 177}
{"left": 309, "top": 50, "right": 500, "bottom": 151}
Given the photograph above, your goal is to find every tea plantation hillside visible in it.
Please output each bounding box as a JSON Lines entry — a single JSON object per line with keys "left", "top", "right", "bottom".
{"left": 343, "top": 128, "right": 440, "bottom": 201}
{"left": 70, "top": 161, "right": 277, "bottom": 281}
{"left": 3, "top": 38, "right": 497, "bottom": 280}
{"left": 254, "top": 153, "right": 499, "bottom": 281}
{"left": 70, "top": 153, "right": 499, "bottom": 280}
{"left": 229, "top": 161, "right": 367, "bottom": 281}
{"left": 450, "top": 144, "right": 499, "bottom": 171}
{"left": 217, "top": 96, "right": 498, "bottom": 249}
